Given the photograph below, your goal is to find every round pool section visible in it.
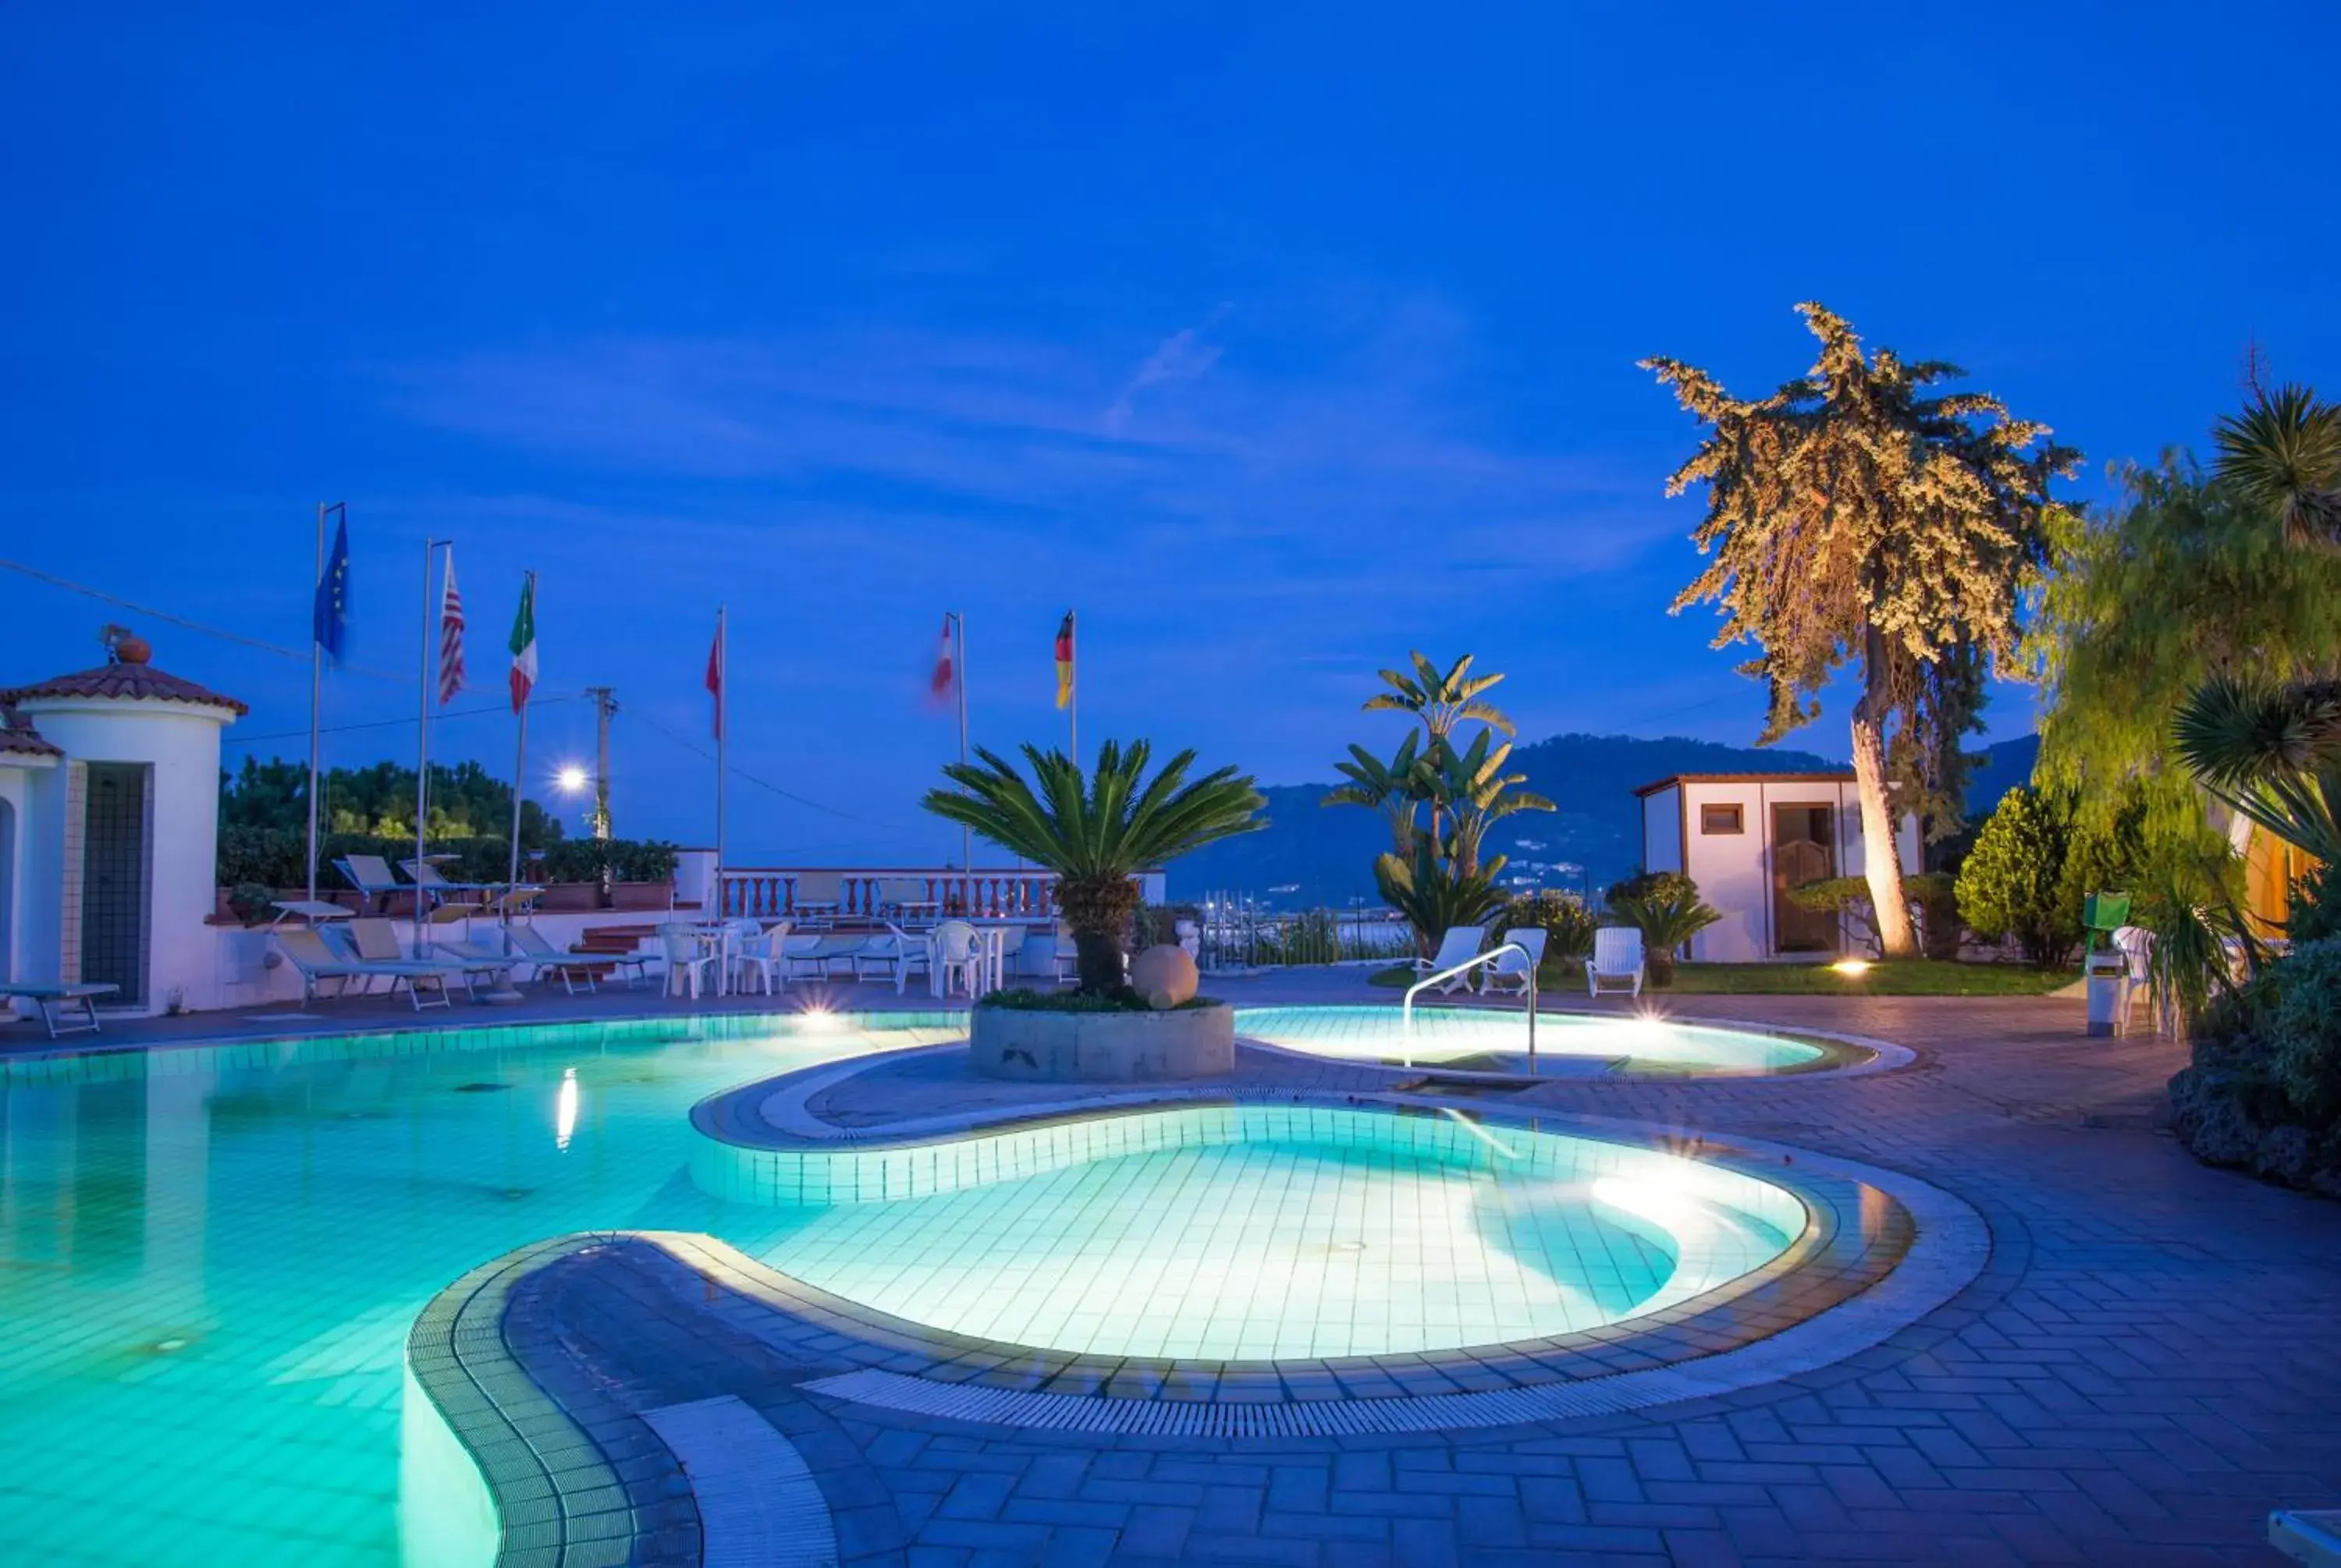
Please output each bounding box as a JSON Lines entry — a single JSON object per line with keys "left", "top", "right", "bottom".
{"left": 1235, "top": 1004, "right": 1837, "bottom": 1075}
{"left": 731, "top": 1106, "right": 1803, "bottom": 1360}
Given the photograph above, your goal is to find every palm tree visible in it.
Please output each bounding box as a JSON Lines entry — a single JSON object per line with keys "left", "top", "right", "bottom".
{"left": 1428, "top": 730, "right": 1554, "bottom": 877}
{"left": 1322, "top": 732, "right": 1426, "bottom": 855}
{"left": 923, "top": 740, "right": 1266, "bottom": 995}
{"left": 1644, "top": 303, "right": 2078, "bottom": 956}
{"left": 1364, "top": 651, "right": 1515, "bottom": 740}
{"left": 2172, "top": 672, "right": 2341, "bottom": 866}
{"left": 1373, "top": 838, "right": 1512, "bottom": 957}
{"left": 2214, "top": 385, "right": 2341, "bottom": 550}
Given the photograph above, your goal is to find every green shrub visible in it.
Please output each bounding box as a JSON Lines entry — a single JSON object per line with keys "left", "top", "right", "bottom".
{"left": 979, "top": 985, "right": 1215, "bottom": 1013}
{"left": 1955, "top": 788, "right": 2080, "bottom": 964}
{"left": 538, "top": 839, "right": 680, "bottom": 884}
{"left": 1376, "top": 840, "right": 1512, "bottom": 955}
{"left": 2291, "top": 860, "right": 2341, "bottom": 945}
{"left": 2268, "top": 938, "right": 2341, "bottom": 1124}
{"left": 1501, "top": 891, "right": 1597, "bottom": 962}
{"left": 1605, "top": 877, "right": 1721, "bottom": 985}
{"left": 1789, "top": 871, "right": 1962, "bottom": 958}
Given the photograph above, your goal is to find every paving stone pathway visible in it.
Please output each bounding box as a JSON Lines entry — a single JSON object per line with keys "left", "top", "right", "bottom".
{"left": 816, "top": 989, "right": 2341, "bottom": 1566}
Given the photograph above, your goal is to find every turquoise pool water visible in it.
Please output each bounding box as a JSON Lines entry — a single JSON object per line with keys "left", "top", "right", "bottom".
{"left": 0, "top": 1013, "right": 961, "bottom": 1567}
{"left": 1234, "top": 1003, "right": 1833, "bottom": 1073}
{"left": 722, "top": 1105, "right": 1800, "bottom": 1360}
{"left": 0, "top": 1013, "right": 1797, "bottom": 1565}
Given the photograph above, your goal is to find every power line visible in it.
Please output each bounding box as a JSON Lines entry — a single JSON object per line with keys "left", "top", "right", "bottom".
{"left": 2, "top": 556, "right": 414, "bottom": 683}
{"left": 630, "top": 708, "right": 921, "bottom": 831}
{"left": 224, "top": 693, "right": 583, "bottom": 747}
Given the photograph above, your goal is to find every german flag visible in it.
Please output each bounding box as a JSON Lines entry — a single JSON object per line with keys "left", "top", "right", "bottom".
{"left": 1053, "top": 611, "right": 1075, "bottom": 709}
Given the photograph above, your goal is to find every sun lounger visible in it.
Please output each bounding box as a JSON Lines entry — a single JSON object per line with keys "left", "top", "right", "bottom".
{"left": 0, "top": 981, "right": 119, "bottom": 1038}
{"left": 275, "top": 927, "right": 460, "bottom": 1009}
{"left": 336, "top": 853, "right": 407, "bottom": 913}
{"left": 1586, "top": 927, "right": 1646, "bottom": 998}
{"left": 1479, "top": 928, "right": 1547, "bottom": 995}
{"left": 400, "top": 858, "right": 515, "bottom": 909}
{"left": 1412, "top": 926, "right": 1488, "bottom": 993}
{"left": 505, "top": 924, "right": 631, "bottom": 995}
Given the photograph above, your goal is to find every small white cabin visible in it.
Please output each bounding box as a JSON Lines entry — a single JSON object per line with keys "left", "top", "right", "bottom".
{"left": 1634, "top": 772, "right": 1921, "bottom": 963}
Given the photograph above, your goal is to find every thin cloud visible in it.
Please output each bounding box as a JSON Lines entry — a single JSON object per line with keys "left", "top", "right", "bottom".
{"left": 1103, "top": 306, "right": 1231, "bottom": 435}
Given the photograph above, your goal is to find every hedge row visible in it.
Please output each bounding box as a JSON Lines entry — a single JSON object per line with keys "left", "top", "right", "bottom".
{"left": 217, "top": 827, "right": 679, "bottom": 889}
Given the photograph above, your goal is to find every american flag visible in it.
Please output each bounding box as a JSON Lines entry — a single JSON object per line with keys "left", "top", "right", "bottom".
{"left": 438, "top": 552, "right": 466, "bottom": 705}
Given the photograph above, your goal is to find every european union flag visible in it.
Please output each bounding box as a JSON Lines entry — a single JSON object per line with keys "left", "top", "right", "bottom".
{"left": 314, "top": 515, "right": 350, "bottom": 661}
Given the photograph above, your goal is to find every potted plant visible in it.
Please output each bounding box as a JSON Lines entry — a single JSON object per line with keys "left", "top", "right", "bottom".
{"left": 228, "top": 882, "right": 278, "bottom": 927}
{"left": 923, "top": 740, "right": 1265, "bottom": 1080}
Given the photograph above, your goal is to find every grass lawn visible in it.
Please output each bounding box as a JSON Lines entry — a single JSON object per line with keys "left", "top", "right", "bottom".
{"left": 1369, "top": 957, "right": 2073, "bottom": 997}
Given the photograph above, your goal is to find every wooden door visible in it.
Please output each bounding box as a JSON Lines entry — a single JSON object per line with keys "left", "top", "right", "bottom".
{"left": 1771, "top": 803, "right": 1838, "bottom": 953}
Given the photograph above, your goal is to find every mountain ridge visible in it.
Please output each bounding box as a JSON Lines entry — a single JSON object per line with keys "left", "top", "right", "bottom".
{"left": 1170, "top": 730, "right": 2039, "bottom": 905}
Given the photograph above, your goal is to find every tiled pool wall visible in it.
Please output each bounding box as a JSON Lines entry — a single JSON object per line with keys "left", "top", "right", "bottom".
{"left": 688, "top": 1099, "right": 1810, "bottom": 1240}
{"left": 0, "top": 1008, "right": 973, "bottom": 1087}
{"left": 1232, "top": 1005, "right": 1839, "bottom": 1072}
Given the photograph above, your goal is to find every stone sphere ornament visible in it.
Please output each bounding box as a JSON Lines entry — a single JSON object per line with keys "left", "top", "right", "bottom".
{"left": 1129, "top": 944, "right": 1200, "bottom": 1010}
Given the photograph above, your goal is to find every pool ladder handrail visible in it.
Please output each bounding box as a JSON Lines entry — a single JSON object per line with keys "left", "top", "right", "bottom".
{"left": 1400, "top": 942, "right": 1537, "bottom": 1073}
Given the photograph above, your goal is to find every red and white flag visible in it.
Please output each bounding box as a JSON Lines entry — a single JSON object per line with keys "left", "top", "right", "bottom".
{"left": 705, "top": 615, "right": 724, "bottom": 740}
{"left": 929, "top": 615, "right": 956, "bottom": 706}
{"left": 437, "top": 553, "right": 466, "bottom": 705}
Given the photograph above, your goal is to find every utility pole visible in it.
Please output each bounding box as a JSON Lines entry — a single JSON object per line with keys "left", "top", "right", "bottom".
{"left": 584, "top": 686, "right": 618, "bottom": 840}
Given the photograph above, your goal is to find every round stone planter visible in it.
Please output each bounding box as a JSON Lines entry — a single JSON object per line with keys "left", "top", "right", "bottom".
{"left": 968, "top": 1000, "right": 1235, "bottom": 1083}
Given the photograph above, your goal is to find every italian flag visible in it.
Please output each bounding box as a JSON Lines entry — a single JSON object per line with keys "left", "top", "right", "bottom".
{"left": 507, "top": 574, "right": 538, "bottom": 714}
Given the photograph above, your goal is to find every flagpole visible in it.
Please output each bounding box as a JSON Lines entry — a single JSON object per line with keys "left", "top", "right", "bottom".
{"left": 506, "top": 573, "right": 535, "bottom": 898}
{"left": 415, "top": 539, "right": 439, "bottom": 950}
{"left": 954, "top": 611, "right": 970, "bottom": 874}
{"left": 306, "top": 502, "right": 325, "bottom": 906}
{"left": 716, "top": 605, "right": 728, "bottom": 885}
{"left": 1069, "top": 608, "right": 1078, "bottom": 761}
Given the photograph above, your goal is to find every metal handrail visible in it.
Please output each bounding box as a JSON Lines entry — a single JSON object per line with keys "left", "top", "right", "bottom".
{"left": 1400, "top": 942, "right": 1538, "bottom": 1073}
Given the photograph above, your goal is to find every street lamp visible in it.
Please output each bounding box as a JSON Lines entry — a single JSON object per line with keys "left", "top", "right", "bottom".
{"left": 556, "top": 765, "right": 588, "bottom": 793}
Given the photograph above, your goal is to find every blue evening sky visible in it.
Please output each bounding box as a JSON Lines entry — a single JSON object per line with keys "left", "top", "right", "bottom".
{"left": 4, "top": 4, "right": 2336, "bottom": 861}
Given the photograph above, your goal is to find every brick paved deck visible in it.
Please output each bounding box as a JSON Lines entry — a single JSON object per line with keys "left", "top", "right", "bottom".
{"left": 790, "top": 991, "right": 2341, "bottom": 1563}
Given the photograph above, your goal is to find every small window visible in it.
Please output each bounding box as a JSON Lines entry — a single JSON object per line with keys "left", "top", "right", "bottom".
{"left": 1700, "top": 803, "right": 1744, "bottom": 835}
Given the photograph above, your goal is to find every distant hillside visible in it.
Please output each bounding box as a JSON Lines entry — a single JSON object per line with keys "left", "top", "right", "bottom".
{"left": 1964, "top": 733, "right": 2039, "bottom": 821}
{"left": 1170, "top": 729, "right": 2044, "bottom": 906}
{"left": 1171, "top": 733, "right": 1841, "bottom": 905}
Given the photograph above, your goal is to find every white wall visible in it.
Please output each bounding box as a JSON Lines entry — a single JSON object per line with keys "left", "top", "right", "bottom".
{"left": 15, "top": 697, "right": 231, "bottom": 1016}
{"left": 1658, "top": 778, "right": 1921, "bottom": 963}
{"left": 0, "top": 763, "right": 47, "bottom": 987}
{"left": 1640, "top": 786, "right": 1683, "bottom": 878}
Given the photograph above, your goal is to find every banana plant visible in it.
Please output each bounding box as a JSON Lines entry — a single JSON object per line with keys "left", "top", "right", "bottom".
{"left": 1426, "top": 729, "right": 1555, "bottom": 877}
{"left": 1362, "top": 651, "right": 1516, "bottom": 740}
{"left": 1322, "top": 731, "right": 1426, "bottom": 855}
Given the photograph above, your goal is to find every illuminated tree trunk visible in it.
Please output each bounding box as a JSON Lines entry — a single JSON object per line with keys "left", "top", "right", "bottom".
{"left": 1850, "top": 658, "right": 1919, "bottom": 958}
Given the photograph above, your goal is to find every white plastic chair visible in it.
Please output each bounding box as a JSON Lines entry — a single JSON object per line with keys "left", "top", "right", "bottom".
{"left": 1586, "top": 927, "right": 1646, "bottom": 998}
{"left": 1479, "top": 928, "right": 1547, "bottom": 996}
{"left": 2111, "top": 924, "right": 2155, "bottom": 1034}
{"left": 659, "top": 924, "right": 717, "bottom": 999}
{"left": 728, "top": 917, "right": 783, "bottom": 995}
{"left": 1049, "top": 922, "right": 1078, "bottom": 987}
{"left": 1412, "top": 926, "right": 1488, "bottom": 993}
{"left": 929, "top": 921, "right": 983, "bottom": 999}
{"left": 855, "top": 923, "right": 931, "bottom": 994}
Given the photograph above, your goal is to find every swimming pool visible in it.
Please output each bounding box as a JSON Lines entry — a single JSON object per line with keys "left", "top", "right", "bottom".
{"left": 0, "top": 1013, "right": 961, "bottom": 1568}
{"left": 723, "top": 1104, "right": 1800, "bottom": 1360}
{"left": 0, "top": 1009, "right": 1808, "bottom": 1565}
{"left": 1234, "top": 1003, "right": 1837, "bottom": 1074}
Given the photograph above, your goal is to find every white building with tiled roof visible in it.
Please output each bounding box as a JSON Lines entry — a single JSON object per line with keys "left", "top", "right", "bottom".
{"left": 0, "top": 630, "right": 243, "bottom": 1016}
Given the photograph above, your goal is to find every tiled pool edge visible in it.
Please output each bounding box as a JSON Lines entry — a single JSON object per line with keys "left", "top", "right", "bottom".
{"left": 405, "top": 1234, "right": 702, "bottom": 1568}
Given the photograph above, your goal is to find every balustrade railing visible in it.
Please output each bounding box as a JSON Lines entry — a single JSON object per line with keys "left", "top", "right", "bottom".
{"left": 716, "top": 866, "right": 1072, "bottom": 921}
